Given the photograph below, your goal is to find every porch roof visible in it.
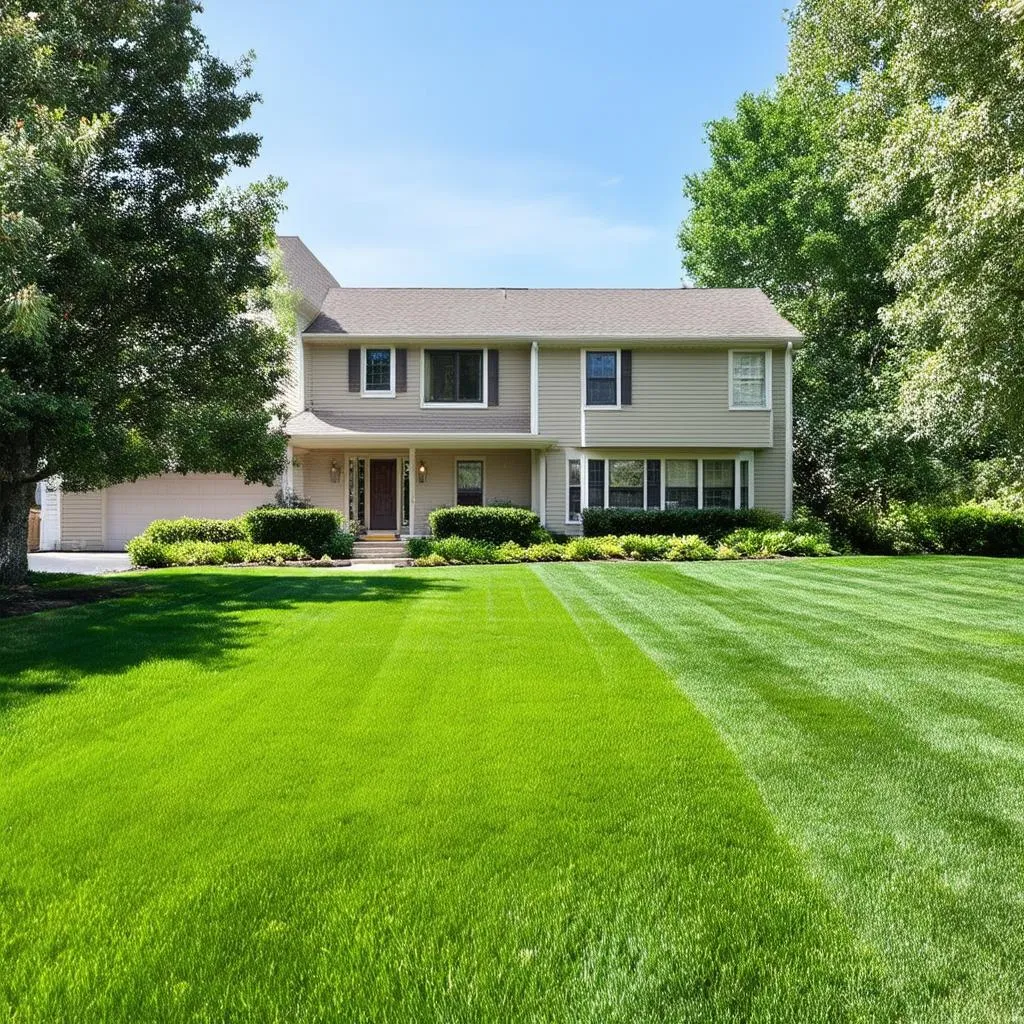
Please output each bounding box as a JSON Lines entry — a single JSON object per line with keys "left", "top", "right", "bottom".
{"left": 286, "top": 411, "right": 554, "bottom": 450}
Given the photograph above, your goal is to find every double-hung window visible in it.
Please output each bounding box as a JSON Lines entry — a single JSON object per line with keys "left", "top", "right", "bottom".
{"left": 456, "top": 460, "right": 484, "bottom": 506}
{"left": 363, "top": 347, "right": 394, "bottom": 395}
{"left": 703, "top": 459, "right": 735, "bottom": 508}
{"left": 665, "top": 459, "right": 698, "bottom": 508}
{"left": 730, "top": 351, "right": 769, "bottom": 409}
{"left": 585, "top": 351, "right": 618, "bottom": 406}
{"left": 425, "top": 350, "right": 484, "bottom": 404}
{"left": 608, "top": 460, "right": 644, "bottom": 508}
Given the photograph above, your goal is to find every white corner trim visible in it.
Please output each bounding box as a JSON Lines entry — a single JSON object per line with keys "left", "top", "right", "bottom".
{"left": 728, "top": 348, "right": 772, "bottom": 411}
{"left": 530, "top": 341, "right": 539, "bottom": 435}
{"left": 784, "top": 341, "right": 793, "bottom": 518}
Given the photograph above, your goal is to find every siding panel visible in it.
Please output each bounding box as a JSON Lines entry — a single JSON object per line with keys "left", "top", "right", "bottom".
{"left": 538, "top": 348, "right": 580, "bottom": 445}
{"left": 60, "top": 491, "right": 105, "bottom": 551}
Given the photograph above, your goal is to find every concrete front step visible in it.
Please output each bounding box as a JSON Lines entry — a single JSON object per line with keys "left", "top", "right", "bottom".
{"left": 349, "top": 558, "right": 414, "bottom": 567}
{"left": 353, "top": 543, "right": 407, "bottom": 554}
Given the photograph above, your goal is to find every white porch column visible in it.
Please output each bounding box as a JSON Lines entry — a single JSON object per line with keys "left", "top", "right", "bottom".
{"left": 538, "top": 452, "right": 547, "bottom": 528}
{"left": 283, "top": 444, "right": 294, "bottom": 494}
{"left": 408, "top": 446, "right": 417, "bottom": 536}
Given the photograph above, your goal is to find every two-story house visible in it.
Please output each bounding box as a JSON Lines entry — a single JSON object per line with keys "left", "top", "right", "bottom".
{"left": 39, "top": 236, "right": 802, "bottom": 550}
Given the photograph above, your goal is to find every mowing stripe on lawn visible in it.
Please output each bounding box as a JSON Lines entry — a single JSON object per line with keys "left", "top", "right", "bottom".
{"left": 536, "top": 558, "right": 1024, "bottom": 1023}
{"left": 3, "top": 566, "right": 858, "bottom": 1023}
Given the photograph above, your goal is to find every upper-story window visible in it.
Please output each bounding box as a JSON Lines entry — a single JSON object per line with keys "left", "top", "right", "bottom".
{"left": 363, "top": 347, "right": 394, "bottom": 396}
{"left": 729, "top": 350, "right": 770, "bottom": 409}
{"left": 425, "top": 350, "right": 484, "bottom": 405}
{"left": 585, "top": 351, "right": 618, "bottom": 406}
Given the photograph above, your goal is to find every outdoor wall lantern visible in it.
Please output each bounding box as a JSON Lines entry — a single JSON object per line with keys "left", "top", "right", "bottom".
{"left": 417, "top": 461, "right": 427, "bottom": 483}
{"left": 329, "top": 460, "right": 341, "bottom": 484}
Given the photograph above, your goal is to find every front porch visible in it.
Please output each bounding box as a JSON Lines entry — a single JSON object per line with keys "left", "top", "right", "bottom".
{"left": 289, "top": 446, "right": 540, "bottom": 537}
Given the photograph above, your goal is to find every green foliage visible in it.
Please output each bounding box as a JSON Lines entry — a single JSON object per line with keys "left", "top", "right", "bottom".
{"left": 405, "top": 537, "right": 434, "bottom": 559}
{"left": 242, "top": 508, "right": 348, "bottom": 558}
{"left": 562, "top": 537, "right": 607, "bottom": 561}
{"left": 493, "top": 541, "right": 528, "bottom": 563}
{"left": 521, "top": 542, "right": 566, "bottom": 563}
{"left": 619, "top": 535, "right": 670, "bottom": 560}
{"left": 414, "top": 552, "right": 447, "bottom": 568}
{"left": 127, "top": 538, "right": 305, "bottom": 567}
{"left": 428, "top": 537, "right": 496, "bottom": 565}
{"left": 428, "top": 506, "right": 542, "bottom": 546}
{"left": 142, "top": 518, "right": 246, "bottom": 544}
{"left": 581, "top": 507, "right": 784, "bottom": 542}
{"left": 665, "top": 536, "right": 717, "bottom": 561}
{"left": 0, "top": 1, "right": 290, "bottom": 584}
{"left": 865, "top": 503, "right": 1024, "bottom": 557}
{"left": 722, "top": 529, "right": 833, "bottom": 558}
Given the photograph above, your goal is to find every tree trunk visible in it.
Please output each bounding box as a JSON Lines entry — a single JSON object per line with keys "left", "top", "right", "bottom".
{"left": 0, "top": 480, "right": 34, "bottom": 588}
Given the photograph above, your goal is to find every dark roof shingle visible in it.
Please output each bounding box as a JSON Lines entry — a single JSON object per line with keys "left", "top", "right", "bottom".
{"left": 277, "top": 236, "right": 340, "bottom": 314}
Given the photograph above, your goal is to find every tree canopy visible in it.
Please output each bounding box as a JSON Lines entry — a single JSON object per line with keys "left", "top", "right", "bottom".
{"left": 0, "top": 1, "right": 291, "bottom": 584}
{"left": 680, "top": 0, "right": 1024, "bottom": 519}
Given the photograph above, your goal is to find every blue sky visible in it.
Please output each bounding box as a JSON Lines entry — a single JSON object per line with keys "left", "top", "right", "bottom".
{"left": 197, "top": 1, "right": 790, "bottom": 287}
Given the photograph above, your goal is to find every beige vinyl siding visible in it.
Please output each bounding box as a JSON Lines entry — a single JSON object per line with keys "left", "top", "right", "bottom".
{"left": 412, "top": 449, "right": 532, "bottom": 535}
{"left": 752, "top": 349, "right": 788, "bottom": 516}
{"left": 304, "top": 343, "right": 531, "bottom": 432}
{"left": 294, "top": 451, "right": 346, "bottom": 512}
{"left": 59, "top": 491, "right": 105, "bottom": 551}
{"left": 584, "top": 348, "right": 773, "bottom": 448}
{"left": 537, "top": 348, "right": 580, "bottom": 446}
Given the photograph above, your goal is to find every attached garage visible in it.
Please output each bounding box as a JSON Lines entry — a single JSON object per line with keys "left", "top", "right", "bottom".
{"left": 55, "top": 474, "right": 277, "bottom": 551}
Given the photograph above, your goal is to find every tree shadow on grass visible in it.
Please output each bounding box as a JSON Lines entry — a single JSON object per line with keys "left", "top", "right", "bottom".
{"left": 0, "top": 570, "right": 462, "bottom": 717}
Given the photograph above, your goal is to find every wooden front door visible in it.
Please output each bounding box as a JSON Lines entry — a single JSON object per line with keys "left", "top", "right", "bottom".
{"left": 369, "top": 459, "right": 397, "bottom": 531}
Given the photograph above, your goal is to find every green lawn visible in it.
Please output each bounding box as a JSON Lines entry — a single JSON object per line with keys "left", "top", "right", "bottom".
{"left": 1, "top": 559, "right": 1022, "bottom": 1022}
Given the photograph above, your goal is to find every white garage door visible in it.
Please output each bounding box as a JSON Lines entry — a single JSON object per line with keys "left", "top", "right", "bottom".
{"left": 104, "top": 474, "right": 277, "bottom": 550}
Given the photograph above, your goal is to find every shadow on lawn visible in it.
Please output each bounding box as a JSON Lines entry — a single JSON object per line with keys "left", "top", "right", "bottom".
{"left": 0, "top": 570, "right": 462, "bottom": 716}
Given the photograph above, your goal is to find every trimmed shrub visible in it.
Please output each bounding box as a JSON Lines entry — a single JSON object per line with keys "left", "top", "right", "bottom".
{"left": 715, "top": 544, "right": 741, "bottom": 560}
{"left": 415, "top": 552, "right": 448, "bottom": 567}
{"left": 242, "top": 507, "right": 347, "bottom": 557}
{"left": 430, "top": 537, "right": 496, "bottom": 564}
{"left": 665, "top": 535, "right": 716, "bottom": 561}
{"left": 522, "top": 542, "right": 566, "bottom": 562}
{"left": 406, "top": 537, "right": 434, "bottom": 559}
{"left": 869, "top": 502, "right": 1024, "bottom": 556}
{"left": 563, "top": 537, "right": 607, "bottom": 561}
{"left": 619, "top": 534, "right": 670, "bottom": 560}
{"left": 429, "top": 505, "right": 542, "bottom": 546}
{"left": 722, "top": 528, "right": 833, "bottom": 558}
{"left": 581, "top": 507, "right": 784, "bottom": 542}
{"left": 143, "top": 517, "right": 245, "bottom": 543}
{"left": 127, "top": 539, "right": 306, "bottom": 568}
{"left": 493, "top": 541, "right": 528, "bottom": 563}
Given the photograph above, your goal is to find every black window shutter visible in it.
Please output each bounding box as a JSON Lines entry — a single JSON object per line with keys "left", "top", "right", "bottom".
{"left": 487, "top": 349, "right": 499, "bottom": 406}
{"left": 646, "top": 460, "right": 661, "bottom": 509}
{"left": 588, "top": 459, "right": 605, "bottom": 509}
{"left": 395, "top": 348, "right": 407, "bottom": 392}
{"left": 620, "top": 350, "right": 632, "bottom": 405}
{"left": 348, "top": 348, "right": 360, "bottom": 392}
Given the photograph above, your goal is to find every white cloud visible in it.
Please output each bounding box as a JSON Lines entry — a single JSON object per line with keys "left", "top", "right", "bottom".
{"left": 295, "top": 153, "right": 658, "bottom": 285}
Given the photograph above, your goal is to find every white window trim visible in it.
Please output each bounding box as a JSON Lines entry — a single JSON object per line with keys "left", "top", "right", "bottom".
{"left": 361, "top": 345, "right": 396, "bottom": 398}
{"left": 581, "top": 348, "right": 622, "bottom": 411}
{"left": 421, "top": 348, "right": 488, "bottom": 409}
{"left": 565, "top": 453, "right": 583, "bottom": 525}
{"left": 728, "top": 349, "right": 772, "bottom": 411}
{"left": 453, "top": 457, "right": 486, "bottom": 506}
{"left": 584, "top": 454, "right": 755, "bottom": 513}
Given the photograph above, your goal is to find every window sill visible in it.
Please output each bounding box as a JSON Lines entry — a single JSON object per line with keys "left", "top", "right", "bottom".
{"left": 362, "top": 391, "right": 396, "bottom": 399}
{"left": 728, "top": 404, "right": 771, "bottom": 412}
{"left": 421, "top": 401, "right": 487, "bottom": 410}
{"left": 583, "top": 404, "right": 622, "bottom": 412}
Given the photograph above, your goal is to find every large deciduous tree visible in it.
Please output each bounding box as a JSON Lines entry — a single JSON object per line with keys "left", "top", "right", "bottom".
{"left": 681, "top": 0, "right": 1024, "bottom": 520}
{"left": 0, "top": 1, "right": 289, "bottom": 585}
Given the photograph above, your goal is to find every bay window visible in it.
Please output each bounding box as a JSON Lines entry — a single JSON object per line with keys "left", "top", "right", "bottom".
{"left": 703, "top": 459, "right": 735, "bottom": 508}
{"left": 665, "top": 459, "right": 698, "bottom": 508}
{"left": 608, "top": 460, "right": 644, "bottom": 508}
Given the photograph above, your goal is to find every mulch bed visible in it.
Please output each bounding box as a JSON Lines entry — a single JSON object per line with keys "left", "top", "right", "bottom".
{"left": 0, "top": 583, "right": 144, "bottom": 620}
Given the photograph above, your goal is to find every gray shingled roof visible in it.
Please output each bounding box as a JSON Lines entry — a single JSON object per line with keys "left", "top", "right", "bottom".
{"left": 303, "top": 287, "right": 801, "bottom": 340}
{"left": 277, "top": 236, "right": 340, "bottom": 314}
